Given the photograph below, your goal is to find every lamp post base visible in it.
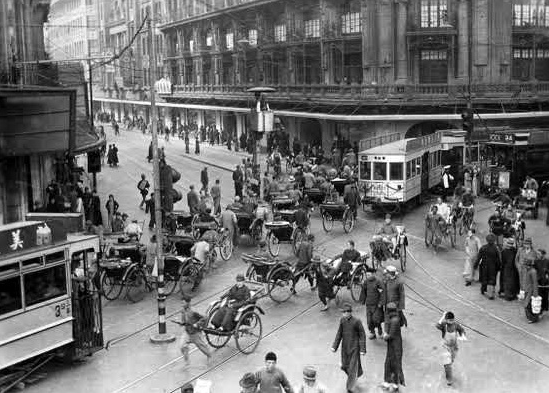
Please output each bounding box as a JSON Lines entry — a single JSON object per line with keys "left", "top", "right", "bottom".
{"left": 150, "top": 333, "right": 177, "bottom": 344}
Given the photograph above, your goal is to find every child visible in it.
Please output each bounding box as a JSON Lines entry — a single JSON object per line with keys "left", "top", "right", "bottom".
{"left": 360, "top": 268, "right": 384, "bottom": 339}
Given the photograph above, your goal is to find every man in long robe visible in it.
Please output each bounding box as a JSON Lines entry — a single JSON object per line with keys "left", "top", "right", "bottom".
{"left": 382, "top": 303, "right": 405, "bottom": 391}
{"left": 476, "top": 234, "right": 501, "bottom": 299}
{"left": 331, "top": 303, "right": 366, "bottom": 392}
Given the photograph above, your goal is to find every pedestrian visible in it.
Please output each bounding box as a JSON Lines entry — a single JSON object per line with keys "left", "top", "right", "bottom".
{"left": 382, "top": 303, "right": 405, "bottom": 392}
{"left": 442, "top": 165, "right": 454, "bottom": 201}
{"left": 463, "top": 228, "right": 482, "bottom": 286}
{"left": 524, "top": 258, "right": 542, "bottom": 323}
{"left": 476, "top": 234, "right": 501, "bottom": 299}
{"left": 535, "top": 249, "right": 549, "bottom": 312}
{"left": 145, "top": 192, "right": 156, "bottom": 229}
{"left": 253, "top": 351, "right": 293, "bottom": 393}
{"left": 211, "top": 179, "right": 221, "bottom": 215}
{"left": 221, "top": 204, "right": 238, "bottom": 246}
{"left": 137, "top": 173, "right": 150, "bottom": 209}
{"left": 316, "top": 260, "right": 335, "bottom": 312}
{"left": 382, "top": 265, "right": 407, "bottom": 328}
{"left": 239, "top": 373, "right": 259, "bottom": 393}
{"left": 178, "top": 295, "right": 211, "bottom": 364}
{"left": 233, "top": 165, "right": 244, "bottom": 198}
{"left": 463, "top": 168, "right": 472, "bottom": 191}
{"left": 436, "top": 311, "right": 466, "bottom": 386}
{"left": 515, "top": 237, "right": 539, "bottom": 300}
{"left": 292, "top": 234, "right": 316, "bottom": 293}
{"left": 148, "top": 141, "right": 153, "bottom": 162}
{"left": 294, "top": 366, "right": 327, "bottom": 393}
{"left": 185, "top": 132, "right": 190, "bottom": 154}
{"left": 331, "top": 303, "right": 367, "bottom": 393}
{"left": 201, "top": 167, "right": 209, "bottom": 195}
{"left": 501, "top": 237, "right": 520, "bottom": 300}
{"left": 112, "top": 144, "right": 119, "bottom": 166}
{"left": 105, "top": 194, "right": 119, "bottom": 231}
{"left": 187, "top": 185, "right": 200, "bottom": 215}
{"left": 359, "top": 267, "right": 384, "bottom": 339}
{"left": 107, "top": 144, "right": 113, "bottom": 166}
{"left": 195, "top": 134, "right": 200, "bottom": 154}
{"left": 90, "top": 189, "right": 103, "bottom": 226}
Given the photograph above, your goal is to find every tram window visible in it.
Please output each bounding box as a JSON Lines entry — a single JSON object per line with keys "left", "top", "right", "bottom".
{"left": 24, "top": 265, "right": 67, "bottom": 306}
{"left": 390, "top": 163, "right": 404, "bottom": 181}
{"left": 410, "top": 159, "right": 416, "bottom": 177}
{"left": 0, "top": 276, "right": 22, "bottom": 316}
{"left": 21, "top": 256, "right": 43, "bottom": 269}
{"left": 0, "top": 263, "right": 19, "bottom": 279}
{"left": 360, "top": 161, "right": 372, "bottom": 180}
{"left": 373, "top": 162, "right": 387, "bottom": 180}
{"left": 406, "top": 161, "right": 411, "bottom": 179}
{"left": 45, "top": 250, "right": 65, "bottom": 264}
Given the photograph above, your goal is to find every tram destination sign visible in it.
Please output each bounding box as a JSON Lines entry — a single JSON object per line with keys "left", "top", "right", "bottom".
{"left": 489, "top": 133, "right": 515, "bottom": 144}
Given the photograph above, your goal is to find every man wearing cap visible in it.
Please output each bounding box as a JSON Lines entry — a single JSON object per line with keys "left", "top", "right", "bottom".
{"left": 442, "top": 165, "right": 454, "bottom": 200}
{"left": 476, "top": 234, "right": 501, "bottom": 299}
{"left": 187, "top": 185, "right": 200, "bottom": 215}
{"left": 343, "top": 179, "right": 361, "bottom": 219}
{"left": 294, "top": 366, "right": 327, "bottom": 393}
{"left": 501, "top": 237, "right": 519, "bottom": 300}
{"left": 178, "top": 295, "right": 211, "bottom": 364}
{"left": 293, "top": 234, "right": 316, "bottom": 293}
{"left": 211, "top": 274, "right": 250, "bottom": 331}
{"left": 436, "top": 311, "right": 466, "bottom": 386}
{"left": 317, "top": 259, "right": 336, "bottom": 311}
{"left": 382, "top": 302, "right": 405, "bottom": 391}
{"left": 515, "top": 238, "right": 539, "bottom": 300}
{"left": 254, "top": 351, "right": 293, "bottom": 393}
{"left": 137, "top": 173, "right": 150, "bottom": 209}
{"left": 240, "top": 372, "right": 259, "bottom": 393}
{"left": 331, "top": 303, "right": 367, "bottom": 393}
{"left": 210, "top": 179, "right": 222, "bottom": 215}
{"left": 221, "top": 204, "right": 238, "bottom": 246}
{"left": 382, "top": 265, "right": 407, "bottom": 328}
{"left": 359, "top": 268, "right": 384, "bottom": 339}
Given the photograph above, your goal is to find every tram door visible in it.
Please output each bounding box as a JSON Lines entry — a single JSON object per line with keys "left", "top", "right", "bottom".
{"left": 421, "top": 152, "right": 430, "bottom": 192}
{"left": 71, "top": 250, "right": 104, "bottom": 358}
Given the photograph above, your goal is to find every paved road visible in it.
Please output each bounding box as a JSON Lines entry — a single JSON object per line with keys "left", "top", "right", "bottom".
{"left": 25, "top": 126, "right": 549, "bottom": 393}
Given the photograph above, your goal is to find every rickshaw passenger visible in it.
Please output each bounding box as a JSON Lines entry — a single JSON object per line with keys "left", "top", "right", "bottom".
{"left": 425, "top": 205, "right": 444, "bottom": 247}
{"left": 377, "top": 214, "right": 398, "bottom": 251}
{"left": 334, "top": 240, "right": 361, "bottom": 287}
{"left": 524, "top": 175, "right": 539, "bottom": 191}
{"left": 436, "top": 197, "right": 451, "bottom": 223}
{"left": 211, "top": 274, "right": 251, "bottom": 331}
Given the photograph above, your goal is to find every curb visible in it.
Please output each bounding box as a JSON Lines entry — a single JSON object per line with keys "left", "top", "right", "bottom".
{"left": 180, "top": 153, "right": 233, "bottom": 172}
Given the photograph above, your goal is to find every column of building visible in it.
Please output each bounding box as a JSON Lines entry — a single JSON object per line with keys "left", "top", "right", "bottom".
{"left": 395, "top": 0, "right": 408, "bottom": 83}
{"left": 362, "top": 0, "right": 378, "bottom": 83}
{"left": 377, "top": 0, "right": 395, "bottom": 84}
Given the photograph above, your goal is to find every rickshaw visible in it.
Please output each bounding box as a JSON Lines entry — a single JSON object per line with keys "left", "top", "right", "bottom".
{"left": 515, "top": 188, "right": 539, "bottom": 219}
{"left": 164, "top": 234, "right": 211, "bottom": 293}
{"left": 369, "top": 226, "right": 408, "bottom": 272}
{"left": 191, "top": 215, "right": 219, "bottom": 240}
{"left": 271, "top": 197, "right": 296, "bottom": 213}
{"left": 172, "top": 210, "right": 194, "bottom": 233}
{"left": 201, "top": 284, "right": 265, "bottom": 354}
{"left": 264, "top": 220, "right": 307, "bottom": 257}
{"left": 319, "top": 202, "right": 355, "bottom": 233}
{"left": 236, "top": 211, "right": 263, "bottom": 244}
{"left": 242, "top": 254, "right": 295, "bottom": 303}
{"left": 303, "top": 188, "right": 327, "bottom": 206}
{"left": 324, "top": 251, "right": 370, "bottom": 302}
{"left": 424, "top": 209, "right": 455, "bottom": 251}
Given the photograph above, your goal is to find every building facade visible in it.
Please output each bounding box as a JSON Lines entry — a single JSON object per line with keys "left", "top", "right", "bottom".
{"left": 93, "top": 0, "right": 549, "bottom": 150}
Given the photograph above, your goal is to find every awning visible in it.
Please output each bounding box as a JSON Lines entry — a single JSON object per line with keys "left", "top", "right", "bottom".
{"left": 73, "top": 119, "right": 106, "bottom": 155}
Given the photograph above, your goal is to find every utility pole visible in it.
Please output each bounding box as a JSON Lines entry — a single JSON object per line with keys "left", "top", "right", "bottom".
{"left": 466, "top": 0, "right": 473, "bottom": 164}
{"left": 148, "top": 5, "right": 175, "bottom": 344}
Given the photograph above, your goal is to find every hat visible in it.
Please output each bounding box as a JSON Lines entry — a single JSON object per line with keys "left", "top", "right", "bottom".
{"left": 312, "top": 255, "right": 321, "bottom": 263}
{"left": 122, "top": 213, "right": 128, "bottom": 218}
{"left": 235, "top": 196, "right": 241, "bottom": 202}
{"left": 444, "top": 165, "right": 451, "bottom": 169}
{"left": 340, "top": 303, "right": 352, "bottom": 312}
{"left": 503, "top": 237, "right": 516, "bottom": 249}
{"left": 265, "top": 351, "right": 277, "bottom": 362}
{"left": 239, "top": 373, "right": 257, "bottom": 388}
{"left": 385, "top": 265, "right": 397, "bottom": 274}
{"left": 181, "top": 383, "right": 194, "bottom": 393}
{"left": 236, "top": 274, "right": 245, "bottom": 282}
{"left": 303, "top": 366, "right": 317, "bottom": 381}
{"left": 385, "top": 213, "right": 391, "bottom": 219}
{"left": 386, "top": 302, "right": 398, "bottom": 310}
{"left": 524, "top": 237, "right": 533, "bottom": 245}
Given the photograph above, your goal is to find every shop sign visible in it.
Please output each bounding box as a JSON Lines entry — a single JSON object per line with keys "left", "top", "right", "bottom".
{"left": 0, "top": 222, "right": 40, "bottom": 257}
{"left": 489, "top": 133, "right": 515, "bottom": 144}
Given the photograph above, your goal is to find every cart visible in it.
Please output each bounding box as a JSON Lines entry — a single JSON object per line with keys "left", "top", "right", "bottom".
{"left": 271, "top": 197, "right": 296, "bottom": 213}
{"left": 264, "top": 221, "right": 306, "bottom": 257}
{"left": 319, "top": 202, "right": 355, "bottom": 233}
{"left": 191, "top": 215, "right": 219, "bottom": 240}
{"left": 173, "top": 210, "right": 194, "bottom": 232}
{"left": 303, "top": 188, "right": 326, "bottom": 206}
{"left": 331, "top": 178, "right": 352, "bottom": 196}
{"left": 515, "top": 188, "right": 539, "bottom": 219}
{"left": 242, "top": 254, "right": 295, "bottom": 303}
{"left": 325, "top": 252, "right": 369, "bottom": 303}
{"left": 369, "top": 226, "right": 408, "bottom": 272}
{"left": 236, "top": 211, "right": 263, "bottom": 243}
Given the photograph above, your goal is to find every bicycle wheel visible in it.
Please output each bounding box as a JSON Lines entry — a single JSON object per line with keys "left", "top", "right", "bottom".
{"left": 205, "top": 307, "right": 231, "bottom": 348}
{"left": 100, "top": 270, "right": 123, "bottom": 300}
{"left": 267, "top": 265, "right": 293, "bottom": 303}
{"left": 292, "top": 228, "right": 305, "bottom": 256}
{"left": 235, "top": 311, "right": 263, "bottom": 354}
{"left": 219, "top": 232, "right": 233, "bottom": 261}
{"left": 191, "top": 215, "right": 201, "bottom": 240}
{"left": 245, "top": 264, "right": 259, "bottom": 282}
{"left": 164, "top": 265, "right": 182, "bottom": 296}
{"left": 180, "top": 260, "right": 202, "bottom": 293}
{"left": 125, "top": 267, "right": 148, "bottom": 303}
{"left": 267, "top": 231, "right": 280, "bottom": 257}
{"left": 322, "top": 213, "right": 334, "bottom": 232}
{"left": 343, "top": 210, "right": 355, "bottom": 233}
{"left": 399, "top": 244, "right": 407, "bottom": 272}
{"left": 350, "top": 265, "right": 366, "bottom": 302}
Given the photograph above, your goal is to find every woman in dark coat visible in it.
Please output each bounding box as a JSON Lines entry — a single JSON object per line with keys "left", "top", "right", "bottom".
{"left": 383, "top": 303, "right": 405, "bottom": 391}
{"left": 476, "top": 234, "right": 501, "bottom": 299}
{"left": 501, "top": 237, "right": 520, "bottom": 300}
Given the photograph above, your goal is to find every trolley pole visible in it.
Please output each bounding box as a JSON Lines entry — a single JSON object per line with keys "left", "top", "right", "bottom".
{"left": 148, "top": 9, "right": 175, "bottom": 344}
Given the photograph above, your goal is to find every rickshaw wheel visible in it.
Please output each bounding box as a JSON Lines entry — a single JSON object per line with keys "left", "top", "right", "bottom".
{"left": 219, "top": 233, "right": 233, "bottom": 261}
{"left": 180, "top": 261, "right": 201, "bottom": 293}
{"left": 125, "top": 267, "right": 148, "bottom": 303}
{"left": 399, "top": 244, "right": 407, "bottom": 272}
{"left": 235, "top": 311, "right": 263, "bottom": 354}
{"left": 292, "top": 228, "right": 306, "bottom": 256}
{"left": 343, "top": 210, "right": 355, "bottom": 233}
{"left": 350, "top": 266, "right": 366, "bottom": 302}
{"left": 205, "top": 307, "right": 231, "bottom": 348}
{"left": 164, "top": 265, "right": 182, "bottom": 296}
{"left": 100, "top": 270, "right": 123, "bottom": 300}
{"left": 267, "top": 232, "right": 280, "bottom": 257}
{"left": 322, "top": 213, "right": 334, "bottom": 232}
{"left": 245, "top": 264, "right": 259, "bottom": 282}
{"left": 267, "top": 265, "right": 293, "bottom": 303}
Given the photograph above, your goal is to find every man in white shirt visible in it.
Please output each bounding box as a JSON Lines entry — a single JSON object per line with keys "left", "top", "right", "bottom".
{"left": 442, "top": 166, "right": 454, "bottom": 200}
{"left": 436, "top": 197, "right": 451, "bottom": 223}
{"left": 191, "top": 239, "right": 211, "bottom": 268}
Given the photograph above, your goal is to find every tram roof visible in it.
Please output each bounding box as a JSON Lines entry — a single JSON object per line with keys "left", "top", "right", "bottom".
{"left": 359, "top": 138, "right": 413, "bottom": 156}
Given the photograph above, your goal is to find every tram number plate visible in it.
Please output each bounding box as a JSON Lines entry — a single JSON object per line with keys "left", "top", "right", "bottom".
{"left": 54, "top": 300, "right": 71, "bottom": 318}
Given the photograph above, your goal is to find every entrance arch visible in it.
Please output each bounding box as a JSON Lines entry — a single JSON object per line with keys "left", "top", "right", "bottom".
{"left": 405, "top": 122, "right": 455, "bottom": 139}
{"left": 300, "top": 119, "right": 322, "bottom": 146}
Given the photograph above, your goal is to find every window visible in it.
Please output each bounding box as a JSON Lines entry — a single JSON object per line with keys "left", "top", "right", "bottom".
{"left": 513, "top": 4, "right": 549, "bottom": 27}
{"left": 304, "top": 19, "right": 320, "bottom": 38}
{"left": 341, "top": 12, "right": 361, "bottom": 34}
{"left": 189, "top": 39, "right": 194, "bottom": 53}
{"left": 0, "top": 276, "right": 22, "bottom": 316}
{"left": 206, "top": 30, "right": 213, "bottom": 47}
{"left": 225, "top": 32, "right": 234, "bottom": 50}
{"left": 406, "top": 161, "right": 412, "bottom": 179}
{"left": 421, "top": 50, "right": 447, "bottom": 60}
{"left": 390, "top": 163, "right": 404, "bottom": 181}
{"left": 420, "top": 0, "right": 448, "bottom": 28}
{"left": 373, "top": 162, "right": 387, "bottom": 180}
{"left": 248, "top": 29, "right": 258, "bottom": 46}
{"left": 24, "top": 265, "right": 67, "bottom": 307}
{"left": 274, "top": 24, "right": 286, "bottom": 42}
{"left": 417, "top": 158, "right": 422, "bottom": 175}
{"left": 360, "top": 161, "right": 371, "bottom": 180}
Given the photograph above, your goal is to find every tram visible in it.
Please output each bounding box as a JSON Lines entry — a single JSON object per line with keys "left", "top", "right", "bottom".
{"left": 0, "top": 219, "right": 103, "bottom": 388}
{"left": 359, "top": 131, "right": 452, "bottom": 213}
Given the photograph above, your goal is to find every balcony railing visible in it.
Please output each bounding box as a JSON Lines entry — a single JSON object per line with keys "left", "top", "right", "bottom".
{"left": 170, "top": 82, "right": 549, "bottom": 102}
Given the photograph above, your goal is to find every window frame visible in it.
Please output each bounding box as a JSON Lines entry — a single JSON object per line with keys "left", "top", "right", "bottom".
{"left": 23, "top": 263, "right": 68, "bottom": 308}
{"left": 420, "top": 0, "right": 448, "bottom": 28}
{"left": 360, "top": 161, "right": 372, "bottom": 180}
{"left": 373, "top": 162, "right": 388, "bottom": 181}
{"left": 389, "top": 162, "right": 404, "bottom": 181}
